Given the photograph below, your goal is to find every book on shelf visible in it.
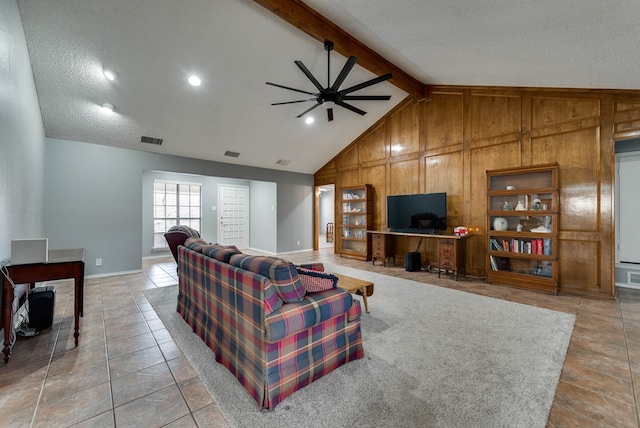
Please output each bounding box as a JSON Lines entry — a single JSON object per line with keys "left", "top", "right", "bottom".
{"left": 489, "top": 255, "right": 498, "bottom": 271}
{"left": 492, "top": 238, "right": 552, "bottom": 256}
{"left": 489, "top": 255, "right": 511, "bottom": 271}
{"left": 490, "top": 238, "right": 503, "bottom": 251}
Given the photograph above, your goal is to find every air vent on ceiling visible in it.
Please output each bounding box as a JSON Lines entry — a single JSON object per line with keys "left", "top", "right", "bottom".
{"left": 140, "top": 136, "right": 163, "bottom": 145}
{"left": 224, "top": 151, "right": 240, "bottom": 158}
{"left": 276, "top": 159, "right": 291, "bottom": 165}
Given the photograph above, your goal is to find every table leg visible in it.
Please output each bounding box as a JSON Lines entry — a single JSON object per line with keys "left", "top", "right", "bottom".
{"left": 2, "top": 278, "right": 13, "bottom": 363}
{"left": 360, "top": 287, "right": 370, "bottom": 314}
{"left": 74, "top": 275, "right": 81, "bottom": 347}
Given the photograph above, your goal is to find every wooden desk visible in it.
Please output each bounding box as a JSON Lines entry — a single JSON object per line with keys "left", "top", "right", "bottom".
{"left": 2, "top": 248, "right": 85, "bottom": 363}
{"left": 371, "top": 232, "right": 394, "bottom": 266}
{"left": 368, "top": 231, "right": 468, "bottom": 280}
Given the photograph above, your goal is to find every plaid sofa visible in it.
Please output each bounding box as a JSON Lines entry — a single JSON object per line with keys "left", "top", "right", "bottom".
{"left": 176, "top": 239, "right": 364, "bottom": 410}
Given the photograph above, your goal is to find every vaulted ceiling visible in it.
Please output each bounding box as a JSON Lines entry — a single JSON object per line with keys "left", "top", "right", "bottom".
{"left": 17, "top": 0, "right": 640, "bottom": 174}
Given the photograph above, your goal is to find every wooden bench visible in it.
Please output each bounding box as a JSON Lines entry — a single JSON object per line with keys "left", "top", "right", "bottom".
{"left": 334, "top": 273, "right": 374, "bottom": 314}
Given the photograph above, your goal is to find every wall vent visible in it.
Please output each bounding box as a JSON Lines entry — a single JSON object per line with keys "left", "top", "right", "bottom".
{"left": 628, "top": 271, "right": 640, "bottom": 285}
{"left": 224, "top": 151, "right": 240, "bottom": 158}
{"left": 140, "top": 136, "right": 163, "bottom": 145}
{"left": 276, "top": 159, "right": 291, "bottom": 165}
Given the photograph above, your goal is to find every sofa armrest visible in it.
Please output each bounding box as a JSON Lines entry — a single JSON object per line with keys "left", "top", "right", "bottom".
{"left": 264, "top": 288, "right": 352, "bottom": 342}
{"left": 347, "top": 300, "right": 362, "bottom": 322}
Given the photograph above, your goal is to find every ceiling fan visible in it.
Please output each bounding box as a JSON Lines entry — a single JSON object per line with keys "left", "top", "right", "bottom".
{"left": 266, "top": 40, "right": 393, "bottom": 122}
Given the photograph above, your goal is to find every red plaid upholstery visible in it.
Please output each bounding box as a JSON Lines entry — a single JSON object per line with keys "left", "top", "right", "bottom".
{"left": 229, "top": 254, "right": 306, "bottom": 303}
{"left": 176, "top": 246, "right": 363, "bottom": 410}
{"left": 347, "top": 300, "right": 362, "bottom": 322}
{"left": 201, "top": 244, "right": 242, "bottom": 263}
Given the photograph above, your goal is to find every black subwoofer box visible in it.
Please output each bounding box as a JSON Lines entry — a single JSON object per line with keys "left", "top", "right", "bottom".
{"left": 405, "top": 252, "right": 421, "bottom": 272}
{"left": 28, "top": 286, "right": 56, "bottom": 331}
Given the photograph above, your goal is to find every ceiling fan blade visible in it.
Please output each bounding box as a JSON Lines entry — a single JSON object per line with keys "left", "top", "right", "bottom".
{"left": 328, "top": 108, "right": 334, "bottom": 122}
{"left": 266, "top": 81, "right": 316, "bottom": 96}
{"left": 331, "top": 56, "right": 357, "bottom": 91}
{"left": 271, "top": 98, "right": 316, "bottom": 106}
{"left": 339, "top": 73, "right": 393, "bottom": 95}
{"left": 342, "top": 95, "right": 392, "bottom": 101}
{"left": 296, "top": 102, "right": 321, "bottom": 118}
{"left": 336, "top": 100, "right": 366, "bottom": 116}
{"left": 294, "top": 61, "right": 325, "bottom": 92}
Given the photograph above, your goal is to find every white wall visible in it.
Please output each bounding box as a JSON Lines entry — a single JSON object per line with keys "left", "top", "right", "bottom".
{"left": 142, "top": 171, "right": 254, "bottom": 256}
{"left": 0, "top": 0, "right": 47, "bottom": 341}
{"left": 141, "top": 171, "right": 278, "bottom": 256}
{"left": 249, "top": 180, "right": 278, "bottom": 253}
{"left": 0, "top": 0, "right": 47, "bottom": 259}
{"left": 318, "top": 187, "right": 335, "bottom": 235}
{"left": 45, "top": 138, "right": 313, "bottom": 276}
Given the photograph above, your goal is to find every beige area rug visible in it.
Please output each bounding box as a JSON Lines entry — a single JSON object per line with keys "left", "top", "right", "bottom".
{"left": 145, "top": 264, "right": 575, "bottom": 428}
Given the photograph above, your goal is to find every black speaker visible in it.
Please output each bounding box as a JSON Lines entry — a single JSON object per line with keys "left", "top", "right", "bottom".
{"left": 28, "top": 286, "right": 55, "bottom": 331}
{"left": 405, "top": 252, "right": 421, "bottom": 272}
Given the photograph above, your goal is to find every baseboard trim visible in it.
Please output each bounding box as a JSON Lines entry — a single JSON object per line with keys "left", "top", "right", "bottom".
{"left": 276, "top": 248, "right": 314, "bottom": 256}
{"left": 616, "top": 282, "right": 640, "bottom": 290}
{"left": 86, "top": 269, "right": 142, "bottom": 279}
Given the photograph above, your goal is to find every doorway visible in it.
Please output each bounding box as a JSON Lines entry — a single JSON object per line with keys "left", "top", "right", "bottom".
{"left": 615, "top": 138, "right": 640, "bottom": 288}
{"left": 316, "top": 184, "right": 335, "bottom": 250}
{"left": 218, "top": 184, "right": 250, "bottom": 249}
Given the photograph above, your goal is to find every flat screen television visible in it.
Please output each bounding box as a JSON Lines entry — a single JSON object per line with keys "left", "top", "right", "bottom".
{"left": 387, "top": 192, "right": 447, "bottom": 234}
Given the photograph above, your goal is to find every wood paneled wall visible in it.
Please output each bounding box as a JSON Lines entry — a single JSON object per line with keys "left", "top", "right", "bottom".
{"left": 315, "top": 86, "right": 640, "bottom": 298}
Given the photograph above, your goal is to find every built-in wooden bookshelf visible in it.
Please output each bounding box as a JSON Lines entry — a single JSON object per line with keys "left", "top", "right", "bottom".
{"left": 339, "top": 185, "right": 373, "bottom": 261}
{"left": 486, "top": 163, "right": 559, "bottom": 294}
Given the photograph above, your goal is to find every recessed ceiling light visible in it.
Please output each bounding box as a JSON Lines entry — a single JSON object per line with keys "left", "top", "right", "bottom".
{"left": 188, "top": 75, "right": 201, "bottom": 86}
{"left": 102, "top": 103, "right": 114, "bottom": 112}
{"left": 305, "top": 117, "right": 314, "bottom": 125}
{"left": 103, "top": 69, "right": 115, "bottom": 81}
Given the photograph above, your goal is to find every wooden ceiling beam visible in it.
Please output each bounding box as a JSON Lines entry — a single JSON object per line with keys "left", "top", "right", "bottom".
{"left": 252, "top": 0, "right": 425, "bottom": 99}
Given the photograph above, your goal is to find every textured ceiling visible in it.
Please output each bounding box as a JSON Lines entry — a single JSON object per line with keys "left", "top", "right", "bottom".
{"left": 17, "top": 0, "right": 407, "bottom": 174}
{"left": 17, "top": 0, "right": 640, "bottom": 174}
{"left": 305, "top": 0, "right": 640, "bottom": 89}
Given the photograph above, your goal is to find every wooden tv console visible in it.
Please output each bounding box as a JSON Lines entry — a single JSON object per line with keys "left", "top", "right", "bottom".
{"left": 368, "top": 231, "right": 468, "bottom": 280}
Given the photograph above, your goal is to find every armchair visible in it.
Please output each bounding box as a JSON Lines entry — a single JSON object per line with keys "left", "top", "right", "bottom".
{"left": 164, "top": 225, "right": 201, "bottom": 263}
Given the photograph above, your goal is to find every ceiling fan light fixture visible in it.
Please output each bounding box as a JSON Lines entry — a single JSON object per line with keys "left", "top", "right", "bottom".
{"left": 103, "top": 69, "right": 115, "bottom": 81}
{"left": 188, "top": 75, "right": 201, "bottom": 86}
{"left": 305, "top": 117, "right": 314, "bottom": 124}
{"left": 322, "top": 101, "right": 335, "bottom": 109}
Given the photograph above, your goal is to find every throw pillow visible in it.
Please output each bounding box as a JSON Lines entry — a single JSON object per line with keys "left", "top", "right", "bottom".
{"left": 231, "top": 255, "right": 305, "bottom": 303}
{"left": 202, "top": 244, "right": 242, "bottom": 263}
{"left": 184, "top": 237, "right": 208, "bottom": 253}
{"left": 296, "top": 267, "right": 338, "bottom": 293}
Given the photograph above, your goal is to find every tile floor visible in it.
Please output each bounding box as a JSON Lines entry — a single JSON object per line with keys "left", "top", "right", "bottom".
{"left": 0, "top": 248, "right": 639, "bottom": 427}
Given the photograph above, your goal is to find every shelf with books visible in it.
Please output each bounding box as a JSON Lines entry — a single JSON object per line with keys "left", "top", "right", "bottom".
{"left": 486, "top": 163, "right": 559, "bottom": 294}
{"left": 339, "top": 185, "right": 373, "bottom": 261}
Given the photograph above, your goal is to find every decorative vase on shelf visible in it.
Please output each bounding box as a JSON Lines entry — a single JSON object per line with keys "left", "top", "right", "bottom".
{"left": 515, "top": 200, "right": 525, "bottom": 211}
{"left": 493, "top": 217, "right": 508, "bottom": 231}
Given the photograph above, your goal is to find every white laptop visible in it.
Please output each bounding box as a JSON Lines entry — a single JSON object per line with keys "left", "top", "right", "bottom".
{"left": 11, "top": 238, "right": 49, "bottom": 265}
